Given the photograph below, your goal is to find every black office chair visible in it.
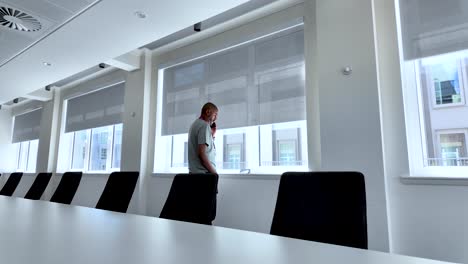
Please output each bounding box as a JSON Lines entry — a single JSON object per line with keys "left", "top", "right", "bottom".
{"left": 160, "top": 173, "right": 218, "bottom": 225}
{"left": 95, "top": 171, "right": 139, "bottom": 213}
{"left": 270, "top": 171, "right": 368, "bottom": 249}
{"left": 0, "top": 172, "right": 23, "bottom": 196}
{"left": 50, "top": 172, "right": 83, "bottom": 204}
{"left": 24, "top": 172, "right": 53, "bottom": 200}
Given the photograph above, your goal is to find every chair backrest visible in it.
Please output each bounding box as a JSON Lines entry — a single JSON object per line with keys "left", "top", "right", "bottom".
{"left": 95, "top": 171, "right": 139, "bottom": 213}
{"left": 0, "top": 172, "right": 23, "bottom": 196}
{"left": 50, "top": 172, "right": 83, "bottom": 204}
{"left": 160, "top": 173, "right": 218, "bottom": 225}
{"left": 24, "top": 172, "right": 53, "bottom": 200}
{"left": 270, "top": 171, "right": 368, "bottom": 249}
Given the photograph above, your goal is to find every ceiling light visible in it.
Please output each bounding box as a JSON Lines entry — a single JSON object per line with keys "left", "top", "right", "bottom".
{"left": 43, "top": 62, "right": 51, "bottom": 66}
{"left": 134, "top": 11, "right": 146, "bottom": 19}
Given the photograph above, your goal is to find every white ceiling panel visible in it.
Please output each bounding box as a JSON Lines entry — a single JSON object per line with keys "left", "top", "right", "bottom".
{"left": 46, "top": 0, "right": 93, "bottom": 14}
{"left": 0, "top": 0, "right": 250, "bottom": 103}
{"left": 0, "top": 0, "right": 98, "bottom": 68}
{"left": 2, "top": 0, "right": 75, "bottom": 22}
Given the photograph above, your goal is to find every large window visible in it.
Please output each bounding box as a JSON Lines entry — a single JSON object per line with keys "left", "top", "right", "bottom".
{"left": 398, "top": 0, "right": 468, "bottom": 176}
{"left": 64, "top": 124, "right": 122, "bottom": 172}
{"left": 12, "top": 108, "right": 42, "bottom": 173}
{"left": 401, "top": 51, "right": 468, "bottom": 176}
{"left": 57, "top": 82, "right": 125, "bottom": 173}
{"left": 155, "top": 25, "right": 308, "bottom": 174}
{"left": 15, "top": 139, "right": 38, "bottom": 172}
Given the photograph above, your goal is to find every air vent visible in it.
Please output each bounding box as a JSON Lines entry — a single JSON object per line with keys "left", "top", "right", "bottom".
{"left": 0, "top": 6, "right": 41, "bottom": 32}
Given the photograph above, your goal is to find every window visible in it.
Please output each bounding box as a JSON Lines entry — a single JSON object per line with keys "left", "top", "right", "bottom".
{"left": 89, "top": 126, "right": 112, "bottom": 171}
{"left": 398, "top": 1, "right": 468, "bottom": 177}
{"left": 155, "top": 23, "right": 308, "bottom": 174}
{"left": 423, "top": 58, "right": 465, "bottom": 107}
{"left": 58, "top": 82, "right": 125, "bottom": 173}
{"left": 273, "top": 128, "right": 302, "bottom": 166}
{"left": 433, "top": 130, "right": 468, "bottom": 166}
{"left": 401, "top": 51, "right": 468, "bottom": 176}
{"left": 223, "top": 133, "right": 245, "bottom": 170}
{"left": 62, "top": 124, "right": 122, "bottom": 172}
{"left": 112, "top": 124, "right": 122, "bottom": 169}
{"left": 71, "top": 130, "right": 89, "bottom": 170}
{"left": 12, "top": 108, "right": 42, "bottom": 173}
{"left": 15, "top": 139, "right": 38, "bottom": 172}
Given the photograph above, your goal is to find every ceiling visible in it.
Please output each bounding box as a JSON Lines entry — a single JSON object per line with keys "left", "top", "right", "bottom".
{"left": 0, "top": 0, "right": 250, "bottom": 104}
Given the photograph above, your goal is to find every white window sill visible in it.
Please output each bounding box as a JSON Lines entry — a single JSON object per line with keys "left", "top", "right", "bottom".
{"left": 152, "top": 173, "right": 281, "bottom": 180}
{"left": 400, "top": 175, "right": 468, "bottom": 186}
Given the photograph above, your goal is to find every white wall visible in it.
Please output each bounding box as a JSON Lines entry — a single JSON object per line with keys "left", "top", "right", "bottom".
{"left": 313, "top": 0, "right": 389, "bottom": 251}
{"left": 390, "top": 179, "right": 468, "bottom": 263}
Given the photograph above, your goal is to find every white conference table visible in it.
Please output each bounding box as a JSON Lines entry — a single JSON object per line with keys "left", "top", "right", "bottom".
{"left": 0, "top": 196, "right": 453, "bottom": 264}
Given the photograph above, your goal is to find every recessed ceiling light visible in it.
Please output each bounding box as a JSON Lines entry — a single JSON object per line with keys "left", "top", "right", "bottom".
{"left": 134, "top": 11, "right": 146, "bottom": 19}
{"left": 43, "top": 62, "right": 51, "bottom": 66}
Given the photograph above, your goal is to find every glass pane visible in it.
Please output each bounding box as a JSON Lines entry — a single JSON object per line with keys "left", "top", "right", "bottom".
{"left": 225, "top": 144, "right": 241, "bottom": 169}
{"left": 26, "top": 139, "right": 39, "bottom": 172}
{"left": 278, "top": 140, "right": 297, "bottom": 166}
{"left": 171, "top": 134, "right": 188, "bottom": 168}
{"left": 17, "top": 141, "right": 29, "bottom": 171}
{"left": 72, "top": 130, "right": 89, "bottom": 170}
{"left": 112, "top": 124, "right": 123, "bottom": 169}
{"left": 418, "top": 52, "right": 468, "bottom": 167}
{"left": 89, "top": 126, "right": 111, "bottom": 171}
{"left": 435, "top": 133, "right": 468, "bottom": 166}
{"left": 426, "top": 62, "right": 461, "bottom": 105}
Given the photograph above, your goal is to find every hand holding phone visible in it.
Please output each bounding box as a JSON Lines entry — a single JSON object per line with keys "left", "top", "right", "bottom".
{"left": 210, "top": 122, "right": 217, "bottom": 138}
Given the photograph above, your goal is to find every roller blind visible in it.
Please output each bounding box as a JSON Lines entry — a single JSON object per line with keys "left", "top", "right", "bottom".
{"left": 161, "top": 26, "right": 305, "bottom": 135}
{"left": 65, "top": 82, "right": 125, "bottom": 133}
{"left": 12, "top": 108, "right": 42, "bottom": 143}
{"left": 399, "top": 0, "right": 468, "bottom": 60}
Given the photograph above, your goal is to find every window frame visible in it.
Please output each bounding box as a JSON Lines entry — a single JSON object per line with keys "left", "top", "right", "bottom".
{"left": 15, "top": 139, "right": 39, "bottom": 173}
{"left": 402, "top": 57, "right": 468, "bottom": 177}
{"left": 66, "top": 124, "right": 122, "bottom": 173}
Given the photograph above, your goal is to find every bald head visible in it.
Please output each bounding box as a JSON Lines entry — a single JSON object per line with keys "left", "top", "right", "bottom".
{"left": 201, "top": 102, "right": 218, "bottom": 115}
{"left": 200, "top": 102, "right": 218, "bottom": 123}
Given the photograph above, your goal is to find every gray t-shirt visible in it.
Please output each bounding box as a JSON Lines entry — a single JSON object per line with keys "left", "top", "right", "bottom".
{"left": 188, "top": 119, "right": 216, "bottom": 173}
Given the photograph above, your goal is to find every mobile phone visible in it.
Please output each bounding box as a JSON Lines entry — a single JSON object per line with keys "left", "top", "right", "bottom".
{"left": 210, "top": 122, "right": 216, "bottom": 128}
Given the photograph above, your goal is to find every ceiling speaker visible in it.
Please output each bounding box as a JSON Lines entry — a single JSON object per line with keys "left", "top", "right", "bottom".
{"left": 0, "top": 6, "right": 41, "bottom": 32}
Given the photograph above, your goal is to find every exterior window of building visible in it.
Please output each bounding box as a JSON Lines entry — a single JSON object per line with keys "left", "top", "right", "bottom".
{"left": 277, "top": 140, "right": 297, "bottom": 165}
{"left": 423, "top": 58, "right": 465, "bottom": 107}
{"left": 272, "top": 128, "right": 301, "bottom": 166}
{"left": 433, "top": 130, "right": 468, "bottom": 166}
{"left": 223, "top": 133, "right": 245, "bottom": 170}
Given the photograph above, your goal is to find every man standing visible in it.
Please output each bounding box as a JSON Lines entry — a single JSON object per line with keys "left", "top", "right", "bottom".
{"left": 188, "top": 102, "right": 218, "bottom": 174}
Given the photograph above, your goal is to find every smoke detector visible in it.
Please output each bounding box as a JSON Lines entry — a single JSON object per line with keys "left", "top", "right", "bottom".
{"left": 0, "top": 6, "right": 41, "bottom": 32}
